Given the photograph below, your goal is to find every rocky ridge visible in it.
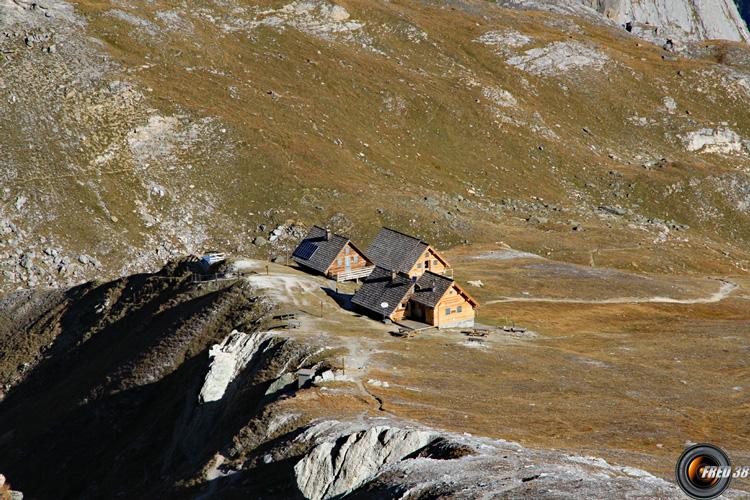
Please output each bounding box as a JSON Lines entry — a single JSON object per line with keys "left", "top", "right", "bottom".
{"left": 292, "top": 419, "right": 683, "bottom": 499}
{"left": 0, "top": 262, "right": 693, "bottom": 498}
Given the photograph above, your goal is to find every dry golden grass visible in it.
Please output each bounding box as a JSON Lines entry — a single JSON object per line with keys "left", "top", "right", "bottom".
{"left": 359, "top": 244, "right": 748, "bottom": 483}
{"left": 42, "top": 0, "right": 750, "bottom": 259}
{"left": 264, "top": 241, "right": 749, "bottom": 487}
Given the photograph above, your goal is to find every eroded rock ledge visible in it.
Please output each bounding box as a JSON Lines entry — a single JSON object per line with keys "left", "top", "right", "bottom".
{"left": 289, "top": 418, "right": 682, "bottom": 499}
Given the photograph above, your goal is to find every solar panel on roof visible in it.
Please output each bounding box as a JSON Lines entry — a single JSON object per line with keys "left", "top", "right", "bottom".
{"left": 294, "top": 241, "right": 318, "bottom": 260}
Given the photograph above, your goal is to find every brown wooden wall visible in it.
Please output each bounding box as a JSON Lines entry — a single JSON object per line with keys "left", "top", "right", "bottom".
{"left": 425, "top": 306, "right": 436, "bottom": 326}
{"left": 325, "top": 243, "right": 371, "bottom": 277}
{"left": 434, "top": 285, "right": 475, "bottom": 326}
{"left": 407, "top": 247, "right": 448, "bottom": 278}
{"left": 391, "top": 298, "right": 409, "bottom": 321}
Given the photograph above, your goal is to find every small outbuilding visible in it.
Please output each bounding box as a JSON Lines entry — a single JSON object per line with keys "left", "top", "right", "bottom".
{"left": 292, "top": 226, "right": 374, "bottom": 281}
{"left": 352, "top": 267, "right": 478, "bottom": 329}
{"left": 365, "top": 227, "right": 451, "bottom": 278}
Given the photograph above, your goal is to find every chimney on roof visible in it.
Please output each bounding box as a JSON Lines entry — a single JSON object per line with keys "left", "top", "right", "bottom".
{"left": 391, "top": 271, "right": 397, "bottom": 281}
{"left": 325, "top": 227, "right": 331, "bottom": 240}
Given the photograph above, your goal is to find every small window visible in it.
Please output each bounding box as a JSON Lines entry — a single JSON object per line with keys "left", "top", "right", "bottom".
{"left": 445, "top": 307, "right": 451, "bottom": 315}
{"left": 338, "top": 258, "right": 342, "bottom": 266}
{"left": 345, "top": 246, "right": 350, "bottom": 254}
{"left": 353, "top": 255, "right": 359, "bottom": 264}
{"left": 417, "top": 263, "right": 423, "bottom": 269}
{"left": 433, "top": 259, "right": 438, "bottom": 266}
{"left": 457, "top": 306, "right": 463, "bottom": 313}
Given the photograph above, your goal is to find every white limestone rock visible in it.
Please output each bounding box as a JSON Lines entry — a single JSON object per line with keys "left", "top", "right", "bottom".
{"left": 198, "top": 330, "right": 272, "bottom": 403}
{"left": 105, "top": 9, "right": 160, "bottom": 36}
{"left": 579, "top": 0, "right": 750, "bottom": 43}
{"left": 475, "top": 29, "right": 533, "bottom": 52}
{"left": 292, "top": 418, "right": 684, "bottom": 499}
{"left": 327, "top": 5, "right": 350, "bottom": 22}
{"left": 482, "top": 86, "right": 518, "bottom": 107}
{"left": 497, "top": 0, "right": 749, "bottom": 43}
{"left": 507, "top": 41, "right": 610, "bottom": 76}
{"left": 0, "top": 0, "right": 79, "bottom": 27}
{"left": 663, "top": 96, "right": 678, "bottom": 113}
{"left": 294, "top": 422, "right": 436, "bottom": 500}
{"left": 683, "top": 128, "right": 747, "bottom": 154}
{"left": 243, "top": 1, "right": 364, "bottom": 42}
{"left": 496, "top": 0, "right": 600, "bottom": 18}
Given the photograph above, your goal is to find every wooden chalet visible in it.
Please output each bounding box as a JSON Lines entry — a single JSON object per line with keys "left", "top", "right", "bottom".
{"left": 351, "top": 267, "right": 478, "bottom": 329}
{"left": 292, "top": 226, "right": 374, "bottom": 282}
{"left": 365, "top": 227, "right": 451, "bottom": 278}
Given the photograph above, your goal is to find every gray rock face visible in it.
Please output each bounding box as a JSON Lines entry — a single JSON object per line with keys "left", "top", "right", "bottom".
{"left": 498, "top": 0, "right": 750, "bottom": 43}
{"left": 683, "top": 127, "right": 747, "bottom": 154}
{"left": 580, "top": 0, "right": 750, "bottom": 42}
{"left": 506, "top": 40, "right": 610, "bottom": 76}
{"left": 293, "top": 419, "right": 684, "bottom": 500}
{"left": 198, "top": 330, "right": 273, "bottom": 404}
{"left": 294, "top": 421, "right": 437, "bottom": 500}
{"left": 600, "top": 205, "right": 628, "bottom": 216}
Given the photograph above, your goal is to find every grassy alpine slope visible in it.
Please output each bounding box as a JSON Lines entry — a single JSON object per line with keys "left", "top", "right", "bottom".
{"left": 1, "top": 0, "right": 750, "bottom": 291}
{"left": 1, "top": 2, "right": 750, "bottom": 496}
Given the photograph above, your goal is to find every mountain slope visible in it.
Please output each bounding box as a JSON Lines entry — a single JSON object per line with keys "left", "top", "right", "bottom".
{"left": 1, "top": 0, "right": 749, "bottom": 291}
{"left": 0, "top": 262, "right": 690, "bottom": 499}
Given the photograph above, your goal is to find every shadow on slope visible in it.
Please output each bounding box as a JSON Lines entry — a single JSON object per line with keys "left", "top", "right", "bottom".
{"left": 0, "top": 260, "right": 276, "bottom": 499}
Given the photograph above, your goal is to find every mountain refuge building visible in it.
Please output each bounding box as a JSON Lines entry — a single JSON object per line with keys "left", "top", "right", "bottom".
{"left": 365, "top": 227, "right": 451, "bottom": 279}
{"left": 291, "top": 225, "right": 478, "bottom": 328}
{"left": 351, "top": 267, "right": 478, "bottom": 329}
{"left": 291, "top": 226, "right": 374, "bottom": 282}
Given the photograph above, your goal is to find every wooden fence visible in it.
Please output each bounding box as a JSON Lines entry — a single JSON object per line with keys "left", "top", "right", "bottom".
{"left": 190, "top": 271, "right": 256, "bottom": 283}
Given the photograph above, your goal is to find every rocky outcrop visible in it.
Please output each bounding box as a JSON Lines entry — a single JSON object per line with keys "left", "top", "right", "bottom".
{"left": 498, "top": 0, "right": 750, "bottom": 43}
{"left": 239, "top": 1, "right": 365, "bottom": 43}
{"left": 294, "top": 421, "right": 437, "bottom": 500}
{"left": 506, "top": 41, "right": 610, "bottom": 76}
{"left": 682, "top": 127, "right": 749, "bottom": 154}
{"left": 198, "top": 330, "right": 273, "bottom": 403}
{"left": 579, "top": 0, "right": 750, "bottom": 43}
{"left": 292, "top": 419, "right": 683, "bottom": 499}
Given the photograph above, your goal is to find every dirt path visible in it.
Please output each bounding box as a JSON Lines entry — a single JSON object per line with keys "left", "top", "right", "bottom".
{"left": 486, "top": 280, "right": 740, "bottom": 305}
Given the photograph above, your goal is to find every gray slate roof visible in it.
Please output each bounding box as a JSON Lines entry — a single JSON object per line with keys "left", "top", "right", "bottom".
{"left": 351, "top": 266, "right": 414, "bottom": 317}
{"left": 365, "top": 227, "right": 429, "bottom": 274}
{"left": 292, "top": 226, "right": 349, "bottom": 274}
{"left": 410, "top": 271, "right": 454, "bottom": 308}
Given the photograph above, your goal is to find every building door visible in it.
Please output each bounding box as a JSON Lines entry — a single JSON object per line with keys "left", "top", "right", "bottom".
{"left": 413, "top": 303, "right": 425, "bottom": 322}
